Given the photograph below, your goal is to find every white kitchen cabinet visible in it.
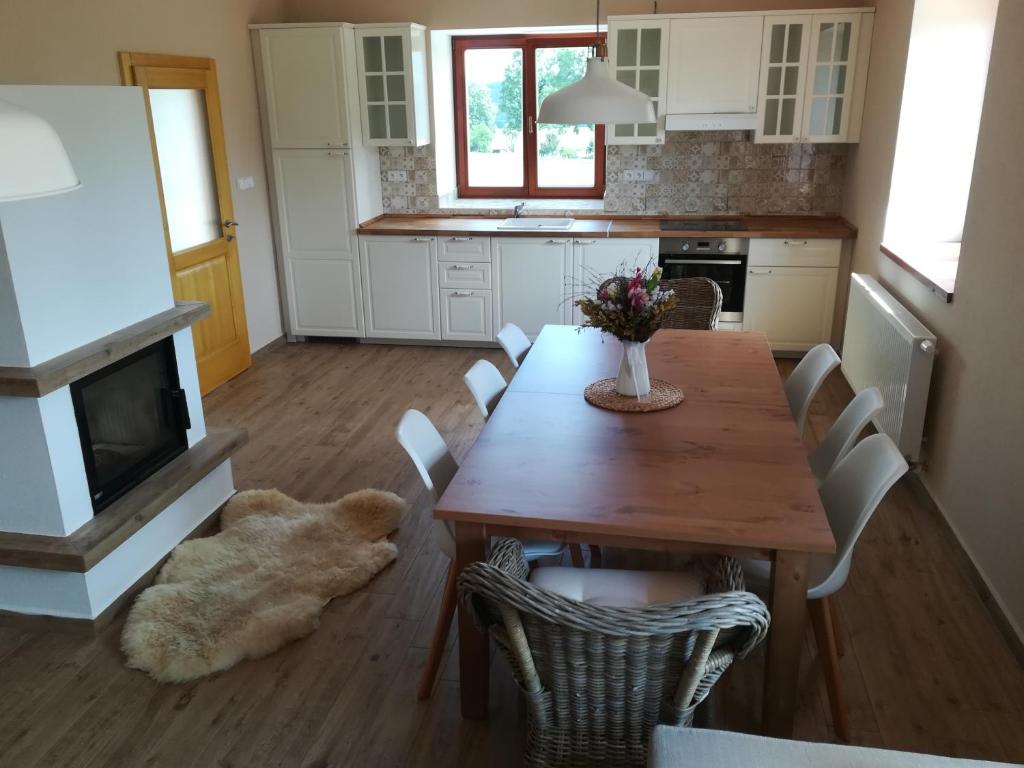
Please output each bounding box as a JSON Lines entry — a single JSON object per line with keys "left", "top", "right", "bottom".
{"left": 360, "top": 235, "right": 440, "bottom": 339}
{"left": 438, "top": 235, "right": 491, "bottom": 263}
{"left": 493, "top": 237, "right": 573, "bottom": 340}
{"left": 607, "top": 18, "right": 670, "bottom": 145}
{"left": 259, "top": 27, "right": 348, "bottom": 148}
{"left": 755, "top": 12, "right": 868, "bottom": 143}
{"left": 273, "top": 149, "right": 363, "bottom": 336}
{"left": 665, "top": 16, "right": 763, "bottom": 128}
{"left": 742, "top": 237, "right": 839, "bottom": 352}
{"left": 355, "top": 24, "right": 430, "bottom": 147}
{"left": 571, "top": 238, "right": 658, "bottom": 323}
{"left": 441, "top": 290, "right": 493, "bottom": 342}
{"left": 438, "top": 261, "right": 492, "bottom": 290}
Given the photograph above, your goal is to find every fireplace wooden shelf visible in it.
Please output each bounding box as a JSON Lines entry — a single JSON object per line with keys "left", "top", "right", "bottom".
{"left": 0, "top": 301, "right": 210, "bottom": 397}
{"left": 0, "top": 426, "right": 247, "bottom": 572}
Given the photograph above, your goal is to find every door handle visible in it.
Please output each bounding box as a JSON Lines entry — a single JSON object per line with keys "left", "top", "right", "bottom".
{"left": 663, "top": 259, "right": 742, "bottom": 266}
{"left": 224, "top": 220, "right": 238, "bottom": 228}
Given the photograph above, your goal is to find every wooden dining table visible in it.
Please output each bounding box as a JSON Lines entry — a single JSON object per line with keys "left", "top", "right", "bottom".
{"left": 434, "top": 325, "right": 836, "bottom": 737}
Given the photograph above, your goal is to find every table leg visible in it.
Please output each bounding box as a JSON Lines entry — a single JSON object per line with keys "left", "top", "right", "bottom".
{"left": 762, "top": 549, "right": 809, "bottom": 737}
{"left": 455, "top": 521, "right": 489, "bottom": 720}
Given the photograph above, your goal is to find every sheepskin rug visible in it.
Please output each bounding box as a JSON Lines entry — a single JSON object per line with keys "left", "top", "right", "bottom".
{"left": 122, "top": 488, "right": 405, "bottom": 683}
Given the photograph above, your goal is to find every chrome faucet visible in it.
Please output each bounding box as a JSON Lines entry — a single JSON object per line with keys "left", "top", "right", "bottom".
{"left": 513, "top": 201, "right": 526, "bottom": 218}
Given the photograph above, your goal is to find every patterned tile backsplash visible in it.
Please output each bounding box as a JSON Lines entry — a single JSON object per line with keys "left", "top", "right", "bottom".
{"left": 378, "top": 131, "right": 846, "bottom": 216}
{"left": 605, "top": 131, "right": 847, "bottom": 215}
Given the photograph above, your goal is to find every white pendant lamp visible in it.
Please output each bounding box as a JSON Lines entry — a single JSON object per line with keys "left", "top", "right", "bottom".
{"left": 0, "top": 99, "right": 81, "bottom": 202}
{"left": 537, "top": 0, "right": 656, "bottom": 125}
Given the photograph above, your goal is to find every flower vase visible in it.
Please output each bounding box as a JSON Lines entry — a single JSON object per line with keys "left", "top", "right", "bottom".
{"left": 616, "top": 340, "right": 651, "bottom": 398}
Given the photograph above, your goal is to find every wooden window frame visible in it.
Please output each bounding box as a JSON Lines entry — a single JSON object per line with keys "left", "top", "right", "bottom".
{"left": 453, "top": 33, "right": 606, "bottom": 199}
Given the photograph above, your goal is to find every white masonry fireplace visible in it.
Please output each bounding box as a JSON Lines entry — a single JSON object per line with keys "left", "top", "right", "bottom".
{"left": 0, "top": 85, "right": 245, "bottom": 628}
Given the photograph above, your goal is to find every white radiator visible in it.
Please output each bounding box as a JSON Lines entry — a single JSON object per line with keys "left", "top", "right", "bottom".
{"left": 842, "top": 273, "right": 937, "bottom": 462}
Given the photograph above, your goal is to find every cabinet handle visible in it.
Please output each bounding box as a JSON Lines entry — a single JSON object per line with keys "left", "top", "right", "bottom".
{"left": 449, "top": 263, "right": 474, "bottom": 270}
{"left": 449, "top": 236, "right": 474, "bottom": 242}
{"left": 546, "top": 239, "right": 571, "bottom": 244}
{"left": 664, "top": 258, "right": 742, "bottom": 266}
{"left": 783, "top": 240, "right": 808, "bottom": 246}
{"left": 575, "top": 239, "right": 597, "bottom": 245}
{"left": 451, "top": 291, "right": 475, "bottom": 297}
{"left": 749, "top": 268, "right": 774, "bottom": 275}
{"left": 412, "top": 237, "right": 432, "bottom": 242}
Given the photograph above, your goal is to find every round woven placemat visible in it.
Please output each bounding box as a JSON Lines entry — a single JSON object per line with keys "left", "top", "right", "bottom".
{"left": 583, "top": 378, "right": 684, "bottom": 413}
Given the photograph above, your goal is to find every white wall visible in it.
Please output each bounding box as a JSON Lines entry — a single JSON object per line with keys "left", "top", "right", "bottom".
{"left": 0, "top": 85, "right": 174, "bottom": 367}
{"left": 0, "top": 0, "right": 288, "bottom": 353}
{"left": 842, "top": 0, "right": 1024, "bottom": 640}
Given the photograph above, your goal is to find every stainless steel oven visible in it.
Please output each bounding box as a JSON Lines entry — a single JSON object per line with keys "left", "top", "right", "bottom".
{"left": 658, "top": 237, "right": 749, "bottom": 323}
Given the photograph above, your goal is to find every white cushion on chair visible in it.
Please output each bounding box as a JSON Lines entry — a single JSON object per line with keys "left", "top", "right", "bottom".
{"left": 529, "top": 565, "right": 705, "bottom": 608}
{"left": 648, "top": 727, "right": 1019, "bottom": 768}
{"left": 521, "top": 539, "right": 566, "bottom": 560}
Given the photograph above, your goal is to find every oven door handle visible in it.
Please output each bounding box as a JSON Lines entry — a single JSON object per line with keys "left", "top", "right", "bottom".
{"left": 662, "top": 258, "right": 743, "bottom": 266}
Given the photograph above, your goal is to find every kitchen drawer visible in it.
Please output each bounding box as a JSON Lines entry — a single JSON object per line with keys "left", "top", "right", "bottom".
{"left": 438, "top": 235, "right": 491, "bottom": 262}
{"left": 439, "top": 261, "right": 492, "bottom": 290}
{"left": 441, "top": 289, "right": 493, "bottom": 342}
{"left": 748, "top": 238, "right": 842, "bottom": 268}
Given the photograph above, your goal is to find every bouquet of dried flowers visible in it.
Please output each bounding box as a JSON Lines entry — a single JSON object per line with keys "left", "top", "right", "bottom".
{"left": 574, "top": 265, "right": 678, "bottom": 342}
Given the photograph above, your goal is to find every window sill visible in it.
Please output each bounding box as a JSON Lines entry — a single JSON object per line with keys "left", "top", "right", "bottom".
{"left": 880, "top": 241, "right": 959, "bottom": 303}
{"left": 438, "top": 193, "right": 605, "bottom": 214}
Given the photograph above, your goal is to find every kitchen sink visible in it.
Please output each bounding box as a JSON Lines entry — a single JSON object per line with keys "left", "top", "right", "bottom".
{"left": 497, "top": 217, "right": 576, "bottom": 230}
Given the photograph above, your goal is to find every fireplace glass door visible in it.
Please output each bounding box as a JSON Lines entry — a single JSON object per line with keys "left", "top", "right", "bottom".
{"left": 70, "top": 338, "right": 190, "bottom": 512}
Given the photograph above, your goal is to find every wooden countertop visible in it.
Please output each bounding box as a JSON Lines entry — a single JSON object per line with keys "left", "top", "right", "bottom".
{"left": 358, "top": 214, "right": 857, "bottom": 240}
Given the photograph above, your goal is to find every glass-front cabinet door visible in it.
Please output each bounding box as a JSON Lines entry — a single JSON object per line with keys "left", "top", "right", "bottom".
{"left": 355, "top": 24, "right": 430, "bottom": 147}
{"left": 756, "top": 16, "right": 810, "bottom": 142}
{"left": 802, "top": 14, "right": 861, "bottom": 142}
{"left": 358, "top": 30, "right": 410, "bottom": 144}
{"left": 607, "top": 18, "right": 669, "bottom": 145}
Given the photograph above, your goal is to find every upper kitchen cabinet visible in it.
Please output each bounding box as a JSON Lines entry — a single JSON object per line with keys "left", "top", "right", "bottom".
{"left": 355, "top": 23, "right": 431, "bottom": 147}
{"left": 258, "top": 27, "right": 349, "bottom": 148}
{"left": 665, "top": 15, "right": 764, "bottom": 130}
{"left": 756, "top": 12, "right": 873, "bottom": 143}
{"left": 607, "top": 18, "right": 670, "bottom": 145}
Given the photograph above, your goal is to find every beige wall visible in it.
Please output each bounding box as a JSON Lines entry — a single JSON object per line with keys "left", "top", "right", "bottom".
{"left": 0, "top": 0, "right": 288, "bottom": 352}
{"left": 284, "top": 0, "right": 871, "bottom": 27}
{"left": 843, "top": 0, "right": 1024, "bottom": 638}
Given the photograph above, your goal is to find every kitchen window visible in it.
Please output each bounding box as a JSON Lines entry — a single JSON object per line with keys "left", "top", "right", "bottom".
{"left": 452, "top": 33, "right": 606, "bottom": 199}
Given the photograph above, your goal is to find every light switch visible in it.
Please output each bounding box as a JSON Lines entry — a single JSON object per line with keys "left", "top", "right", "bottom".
{"left": 236, "top": 176, "right": 255, "bottom": 191}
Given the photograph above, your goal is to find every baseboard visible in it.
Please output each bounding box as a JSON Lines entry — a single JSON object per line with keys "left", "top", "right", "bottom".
{"left": 252, "top": 334, "right": 286, "bottom": 359}
{"left": 905, "top": 472, "right": 1024, "bottom": 666}
{"left": 0, "top": 508, "right": 223, "bottom": 636}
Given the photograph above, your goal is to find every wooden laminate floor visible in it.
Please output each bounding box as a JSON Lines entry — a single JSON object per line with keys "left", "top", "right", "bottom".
{"left": 1, "top": 340, "right": 1022, "bottom": 767}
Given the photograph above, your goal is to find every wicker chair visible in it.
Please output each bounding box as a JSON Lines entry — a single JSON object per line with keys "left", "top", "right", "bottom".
{"left": 459, "top": 539, "right": 770, "bottom": 768}
{"left": 660, "top": 277, "right": 723, "bottom": 330}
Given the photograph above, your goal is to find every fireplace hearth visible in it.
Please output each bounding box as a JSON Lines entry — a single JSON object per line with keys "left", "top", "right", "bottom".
{"left": 70, "top": 337, "right": 190, "bottom": 512}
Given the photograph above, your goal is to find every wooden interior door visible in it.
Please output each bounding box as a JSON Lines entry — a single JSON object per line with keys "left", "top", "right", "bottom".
{"left": 119, "top": 52, "right": 251, "bottom": 394}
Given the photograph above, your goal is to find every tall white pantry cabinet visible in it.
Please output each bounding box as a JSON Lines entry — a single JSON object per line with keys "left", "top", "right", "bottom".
{"left": 251, "top": 23, "right": 383, "bottom": 339}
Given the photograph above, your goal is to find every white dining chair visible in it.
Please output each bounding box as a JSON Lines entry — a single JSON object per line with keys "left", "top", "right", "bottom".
{"left": 464, "top": 360, "right": 507, "bottom": 419}
{"left": 808, "top": 386, "right": 884, "bottom": 485}
{"left": 783, "top": 343, "right": 841, "bottom": 434}
{"left": 742, "top": 433, "right": 909, "bottom": 742}
{"left": 496, "top": 322, "right": 532, "bottom": 368}
{"left": 396, "top": 409, "right": 571, "bottom": 700}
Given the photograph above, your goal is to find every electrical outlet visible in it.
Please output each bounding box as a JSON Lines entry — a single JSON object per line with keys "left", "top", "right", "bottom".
{"left": 236, "top": 176, "right": 255, "bottom": 191}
